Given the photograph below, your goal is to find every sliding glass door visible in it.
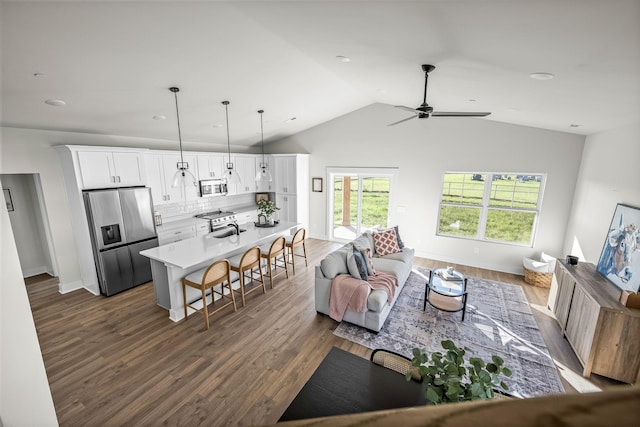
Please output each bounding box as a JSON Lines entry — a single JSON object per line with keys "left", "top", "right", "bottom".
{"left": 328, "top": 168, "right": 397, "bottom": 242}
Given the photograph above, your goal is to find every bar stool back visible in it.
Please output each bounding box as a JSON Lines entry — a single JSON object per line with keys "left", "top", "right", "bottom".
{"left": 182, "top": 259, "right": 236, "bottom": 330}
{"left": 228, "top": 246, "right": 266, "bottom": 307}
{"left": 285, "top": 228, "right": 308, "bottom": 274}
{"left": 259, "top": 236, "right": 288, "bottom": 288}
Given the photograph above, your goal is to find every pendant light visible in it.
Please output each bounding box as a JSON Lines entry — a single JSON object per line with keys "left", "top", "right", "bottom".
{"left": 169, "top": 87, "right": 197, "bottom": 188}
{"left": 222, "top": 100, "right": 241, "bottom": 185}
{"left": 255, "top": 109, "right": 273, "bottom": 183}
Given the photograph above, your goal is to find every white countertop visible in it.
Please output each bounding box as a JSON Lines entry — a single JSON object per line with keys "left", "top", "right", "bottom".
{"left": 155, "top": 204, "right": 258, "bottom": 232}
{"left": 141, "top": 221, "right": 298, "bottom": 270}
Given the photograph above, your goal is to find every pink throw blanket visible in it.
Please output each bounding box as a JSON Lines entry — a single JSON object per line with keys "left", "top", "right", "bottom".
{"left": 329, "top": 272, "right": 398, "bottom": 322}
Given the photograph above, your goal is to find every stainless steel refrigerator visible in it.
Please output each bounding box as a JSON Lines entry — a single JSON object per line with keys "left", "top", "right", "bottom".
{"left": 83, "top": 187, "right": 159, "bottom": 296}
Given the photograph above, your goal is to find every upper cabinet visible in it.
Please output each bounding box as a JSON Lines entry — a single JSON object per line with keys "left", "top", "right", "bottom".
{"left": 144, "top": 152, "right": 199, "bottom": 206}
{"left": 273, "top": 156, "right": 297, "bottom": 195}
{"left": 197, "top": 154, "right": 225, "bottom": 180}
{"left": 234, "top": 156, "right": 257, "bottom": 195}
{"left": 77, "top": 150, "right": 145, "bottom": 189}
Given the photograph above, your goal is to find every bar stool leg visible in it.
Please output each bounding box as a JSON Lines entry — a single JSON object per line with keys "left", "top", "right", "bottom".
{"left": 202, "top": 287, "right": 209, "bottom": 330}
{"left": 182, "top": 280, "right": 188, "bottom": 319}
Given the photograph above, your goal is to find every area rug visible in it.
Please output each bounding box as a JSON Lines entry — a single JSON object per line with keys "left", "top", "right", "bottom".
{"left": 333, "top": 267, "right": 565, "bottom": 398}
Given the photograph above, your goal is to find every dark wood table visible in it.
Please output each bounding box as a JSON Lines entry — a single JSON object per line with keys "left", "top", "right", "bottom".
{"left": 279, "top": 347, "right": 426, "bottom": 421}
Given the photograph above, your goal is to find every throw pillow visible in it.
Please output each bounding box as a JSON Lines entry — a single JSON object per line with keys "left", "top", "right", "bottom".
{"left": 376, "top": 226, "right": 405, "bottom": 249}
{"left": 373, "top": 228, "right": 401, "bottom": 256}
{"left": 351, "top": 246, "right": 369, "bottom": 281}
{"left": 354, "top": 243, "right": 376, "bottom": 276}
{"left": 347, "top": 248, "right": 368, "bottom": 281}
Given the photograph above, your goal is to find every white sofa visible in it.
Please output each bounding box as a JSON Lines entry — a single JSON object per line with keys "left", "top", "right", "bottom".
{"left": 315, "top": 232, "right": 414, "bottom": 332}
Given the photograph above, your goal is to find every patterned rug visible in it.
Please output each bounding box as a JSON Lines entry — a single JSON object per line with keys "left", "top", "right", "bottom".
{"left": 333, "top": 267, "right": 565, "bottom": 398}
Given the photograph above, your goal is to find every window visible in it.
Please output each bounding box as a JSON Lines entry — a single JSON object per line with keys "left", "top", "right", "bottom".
{"left": 437, "top": 173, "right": 545, "bottom": 246}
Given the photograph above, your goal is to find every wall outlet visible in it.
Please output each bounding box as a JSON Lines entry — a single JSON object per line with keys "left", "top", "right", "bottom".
{"left": 474, "top": 247, "right": 480, "bottom": 254}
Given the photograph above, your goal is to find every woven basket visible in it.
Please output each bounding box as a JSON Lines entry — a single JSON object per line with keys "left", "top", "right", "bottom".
{"left": 524, "top": 268, "right": 552, "bottom": 288}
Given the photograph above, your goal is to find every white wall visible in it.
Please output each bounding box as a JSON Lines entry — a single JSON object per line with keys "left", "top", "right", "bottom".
{"left": 563, "top": 122, "right": 640, "bottom": 262}
{"left": 0, "top": 177, "right": 59, "bottom": 425}
{"left": 2, "top": 174, "right": 54, "bottom": 277}
{"left": 270, "top": 103, "right": 585, "bottom": 273}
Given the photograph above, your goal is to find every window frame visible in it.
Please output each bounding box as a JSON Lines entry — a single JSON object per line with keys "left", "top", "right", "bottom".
{"left": 436, "top": 172, "right": 546, "bottom": 247}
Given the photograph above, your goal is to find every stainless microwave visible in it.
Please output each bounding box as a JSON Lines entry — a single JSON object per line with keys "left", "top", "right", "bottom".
{"left": 199, "top": 179, "right": 228, "bottom": 197}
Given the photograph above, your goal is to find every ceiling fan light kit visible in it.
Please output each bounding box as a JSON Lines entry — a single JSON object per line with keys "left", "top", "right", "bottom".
{"left": 169, "top": 87, "right": 197, "bottom": 188}
{"left": 389, "top": 64, "right": 491, "bottom": 126}
{"left": 255, "top": 109, "right": 273, "bottom": 183}
{"left": 222, "top": 100, "right": 242, "bottom": 185}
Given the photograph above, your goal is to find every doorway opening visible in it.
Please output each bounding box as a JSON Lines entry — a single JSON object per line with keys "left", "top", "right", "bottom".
{"left": 1, "top": 173, "right": 58, "bottom": 279}
{"left": 328, "top": 168, "right": 398, "bottom": 242}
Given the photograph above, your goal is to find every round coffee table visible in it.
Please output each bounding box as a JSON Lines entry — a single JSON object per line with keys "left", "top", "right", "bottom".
{"left": 423, "top": 268, "right": 468, "bottom": 321}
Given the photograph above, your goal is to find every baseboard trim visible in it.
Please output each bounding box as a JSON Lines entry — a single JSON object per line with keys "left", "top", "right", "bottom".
{"left": 22, "top": 266, "right": 49, "bottom": 278}
{"left": 58, "top": 280, "right": 84, "bottom": 294}
{"left": 415, "top": 250, "right": 523, "bottom": 275}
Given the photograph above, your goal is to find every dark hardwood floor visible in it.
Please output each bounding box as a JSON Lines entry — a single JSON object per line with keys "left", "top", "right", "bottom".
{"left": 25, "top": 238, "right": 620, "bottom": 426}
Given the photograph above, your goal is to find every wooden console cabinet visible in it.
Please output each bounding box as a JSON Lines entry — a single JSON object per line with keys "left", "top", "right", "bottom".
{"left": 550, "top": 260, "right": 640, "bottom": 384}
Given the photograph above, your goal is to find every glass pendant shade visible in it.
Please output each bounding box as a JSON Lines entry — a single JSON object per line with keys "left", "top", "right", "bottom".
{"left": 222, "top": 100, "right": 241, "bottom": 185}
{"left": 255, "top": 164, "right": 273, "bottom": 182}
{"left": 254, "top": 109, "right": 272, "bottom": 183}
{"left": 224, "top": 164, "right": 241, "bottom": 184}
{"left": 172, "top": 167, "right": 197, "bottom": 188}
{"left": 169, "top": 86, "right": 197, "bottom": 188}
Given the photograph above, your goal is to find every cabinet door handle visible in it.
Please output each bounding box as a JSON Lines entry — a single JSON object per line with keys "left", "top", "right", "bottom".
{"left": 111, "top": 176, "right": 116, "bottom": 183}
{"left": 174, "top": 231, "right": 182, "bottom": 235}
{"left": 117, "top": 176, "right": 121, "bottom": 183}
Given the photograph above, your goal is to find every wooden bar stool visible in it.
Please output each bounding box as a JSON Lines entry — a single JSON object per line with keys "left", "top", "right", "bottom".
{"left": 182, "top": 259, "right": 236, "bottom": 330}
{"left": 259, "top": 236, "right": 289, "bottom": 288}
{"left": 285, "top": 228, "right": 308, "bottom": 274}
{"left": 228, "top": 247, "right": 266, "bottom": 307}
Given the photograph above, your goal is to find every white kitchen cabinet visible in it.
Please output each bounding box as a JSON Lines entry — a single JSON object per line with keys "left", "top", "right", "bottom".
{"left": 197, "top": 154, "right": 224, "bottom": 180}
{"left": 144, "top": 153, "right": 198, "bottom": 206}
{"left": 276, "top": 194, "right": 297, "bottom": 223}
{"left": 273, "top": 156, "right": 297, "bottom": 194}
{"left": 234, "top": 156, "right": 257, "bottom": 194}
{"left": 157, "top": 223, "right": 197, "bottom": 245}
{"left": 77, "top": 150, "right": 145, "bottom": 189}
{"left": 272, "top": 154, "right": 309, "bottom": 228}
{"left": 255, "top": 155, "right": 274, "bottom": 192}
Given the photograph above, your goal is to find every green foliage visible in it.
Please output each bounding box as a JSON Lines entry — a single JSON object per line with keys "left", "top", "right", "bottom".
{"left": 257, "top": 199, "right": 279, "bottom": 217}
{"left": 408, "top": 340, "right": 511, "bottom": 404}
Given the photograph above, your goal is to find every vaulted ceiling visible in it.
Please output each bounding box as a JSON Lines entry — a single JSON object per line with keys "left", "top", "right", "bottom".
{"left": 2, "top": 0, "right": 639, "bottom": 149}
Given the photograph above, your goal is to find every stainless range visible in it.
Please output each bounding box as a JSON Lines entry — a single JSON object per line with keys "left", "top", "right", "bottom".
{"left": 194, "top": 210, "right": 239, "bottom": 234}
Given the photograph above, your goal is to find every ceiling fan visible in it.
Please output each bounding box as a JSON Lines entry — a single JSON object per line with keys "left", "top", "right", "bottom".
{"left": 389, "top": 64, "right": 491, "bottom": 126}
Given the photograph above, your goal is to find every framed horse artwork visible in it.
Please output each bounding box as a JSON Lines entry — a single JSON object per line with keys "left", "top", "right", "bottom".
{"left": 596, "top": 203, "right": 640, "bottom": 292}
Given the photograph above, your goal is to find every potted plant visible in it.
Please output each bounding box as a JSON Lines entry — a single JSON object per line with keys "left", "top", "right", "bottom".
{"left": 257, "top": 199, "right": 279, "bottom": 225}
{"left": 409, "top": 340, "right": 512, "bottom": 404}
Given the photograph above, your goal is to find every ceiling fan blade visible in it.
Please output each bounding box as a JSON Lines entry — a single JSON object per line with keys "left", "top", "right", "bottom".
{"left": 387, "top": 115, "right": 418, "bottom": 126}
{"left": 431, "top": 112, "right": 491, "bottom": 117}
{"left": 394, "top": 105, "right": 421, "bottom": 113}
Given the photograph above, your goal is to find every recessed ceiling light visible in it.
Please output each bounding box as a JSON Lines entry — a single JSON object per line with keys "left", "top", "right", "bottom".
{"left": 33, "top": 72, "right": 45, "bottom": 78}
{"left": 336, "top": 55, "right": 351, "bottom": 63}
{"left": 153, "top": 115, "right": 166, "bottom": 121}
{"left": 569, "top": 124, "right": 580, "bottom": 128}
{"left": 529, "top": 72, "right": 554, "bottom": 81}
{"left": 468, "top": 99, "right": 477, "bottom": 102}
{"left": 44, "top": 99, "right": 66, "bottom": 107}
{"left": 284, "top": 117, "right": 297, "bottom": 123}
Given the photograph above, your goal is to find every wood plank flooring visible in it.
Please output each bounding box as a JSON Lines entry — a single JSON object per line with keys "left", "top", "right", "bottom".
{"left": 25, "top": 238, "right": 620, "bottom": 426}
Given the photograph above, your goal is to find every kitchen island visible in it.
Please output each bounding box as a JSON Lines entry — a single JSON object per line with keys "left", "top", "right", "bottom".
{"left": 140, "top": 221, "right": 299, "bottom": 321}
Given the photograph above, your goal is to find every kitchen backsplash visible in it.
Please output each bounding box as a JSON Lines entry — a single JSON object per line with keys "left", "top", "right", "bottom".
{"left": 154, "top": 193, "right": 255, "bottom": 221}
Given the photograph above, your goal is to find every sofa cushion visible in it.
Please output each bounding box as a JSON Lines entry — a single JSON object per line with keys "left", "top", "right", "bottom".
{"left": 379, "top": 247, "right": 415, "bottom": 264}
{"left": 352, "top": 235, "right": 373, "bottom": 252}
{"left": 362, "top": 232, "right": 375, "bottom": 254}
{"left": 367, "top": 290, "right": 387, "bottom": 312}
{"left": 373, "top": 228, "right": 401, "bottom": 256}
{"left": 347, "top": 247, "right": 368, "bottom": 281}
{"left": 320, "top": 245, "right": 351, "bottom": 279}
{"left": 371, "top": 257, "right": 407, "bottom": 279}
